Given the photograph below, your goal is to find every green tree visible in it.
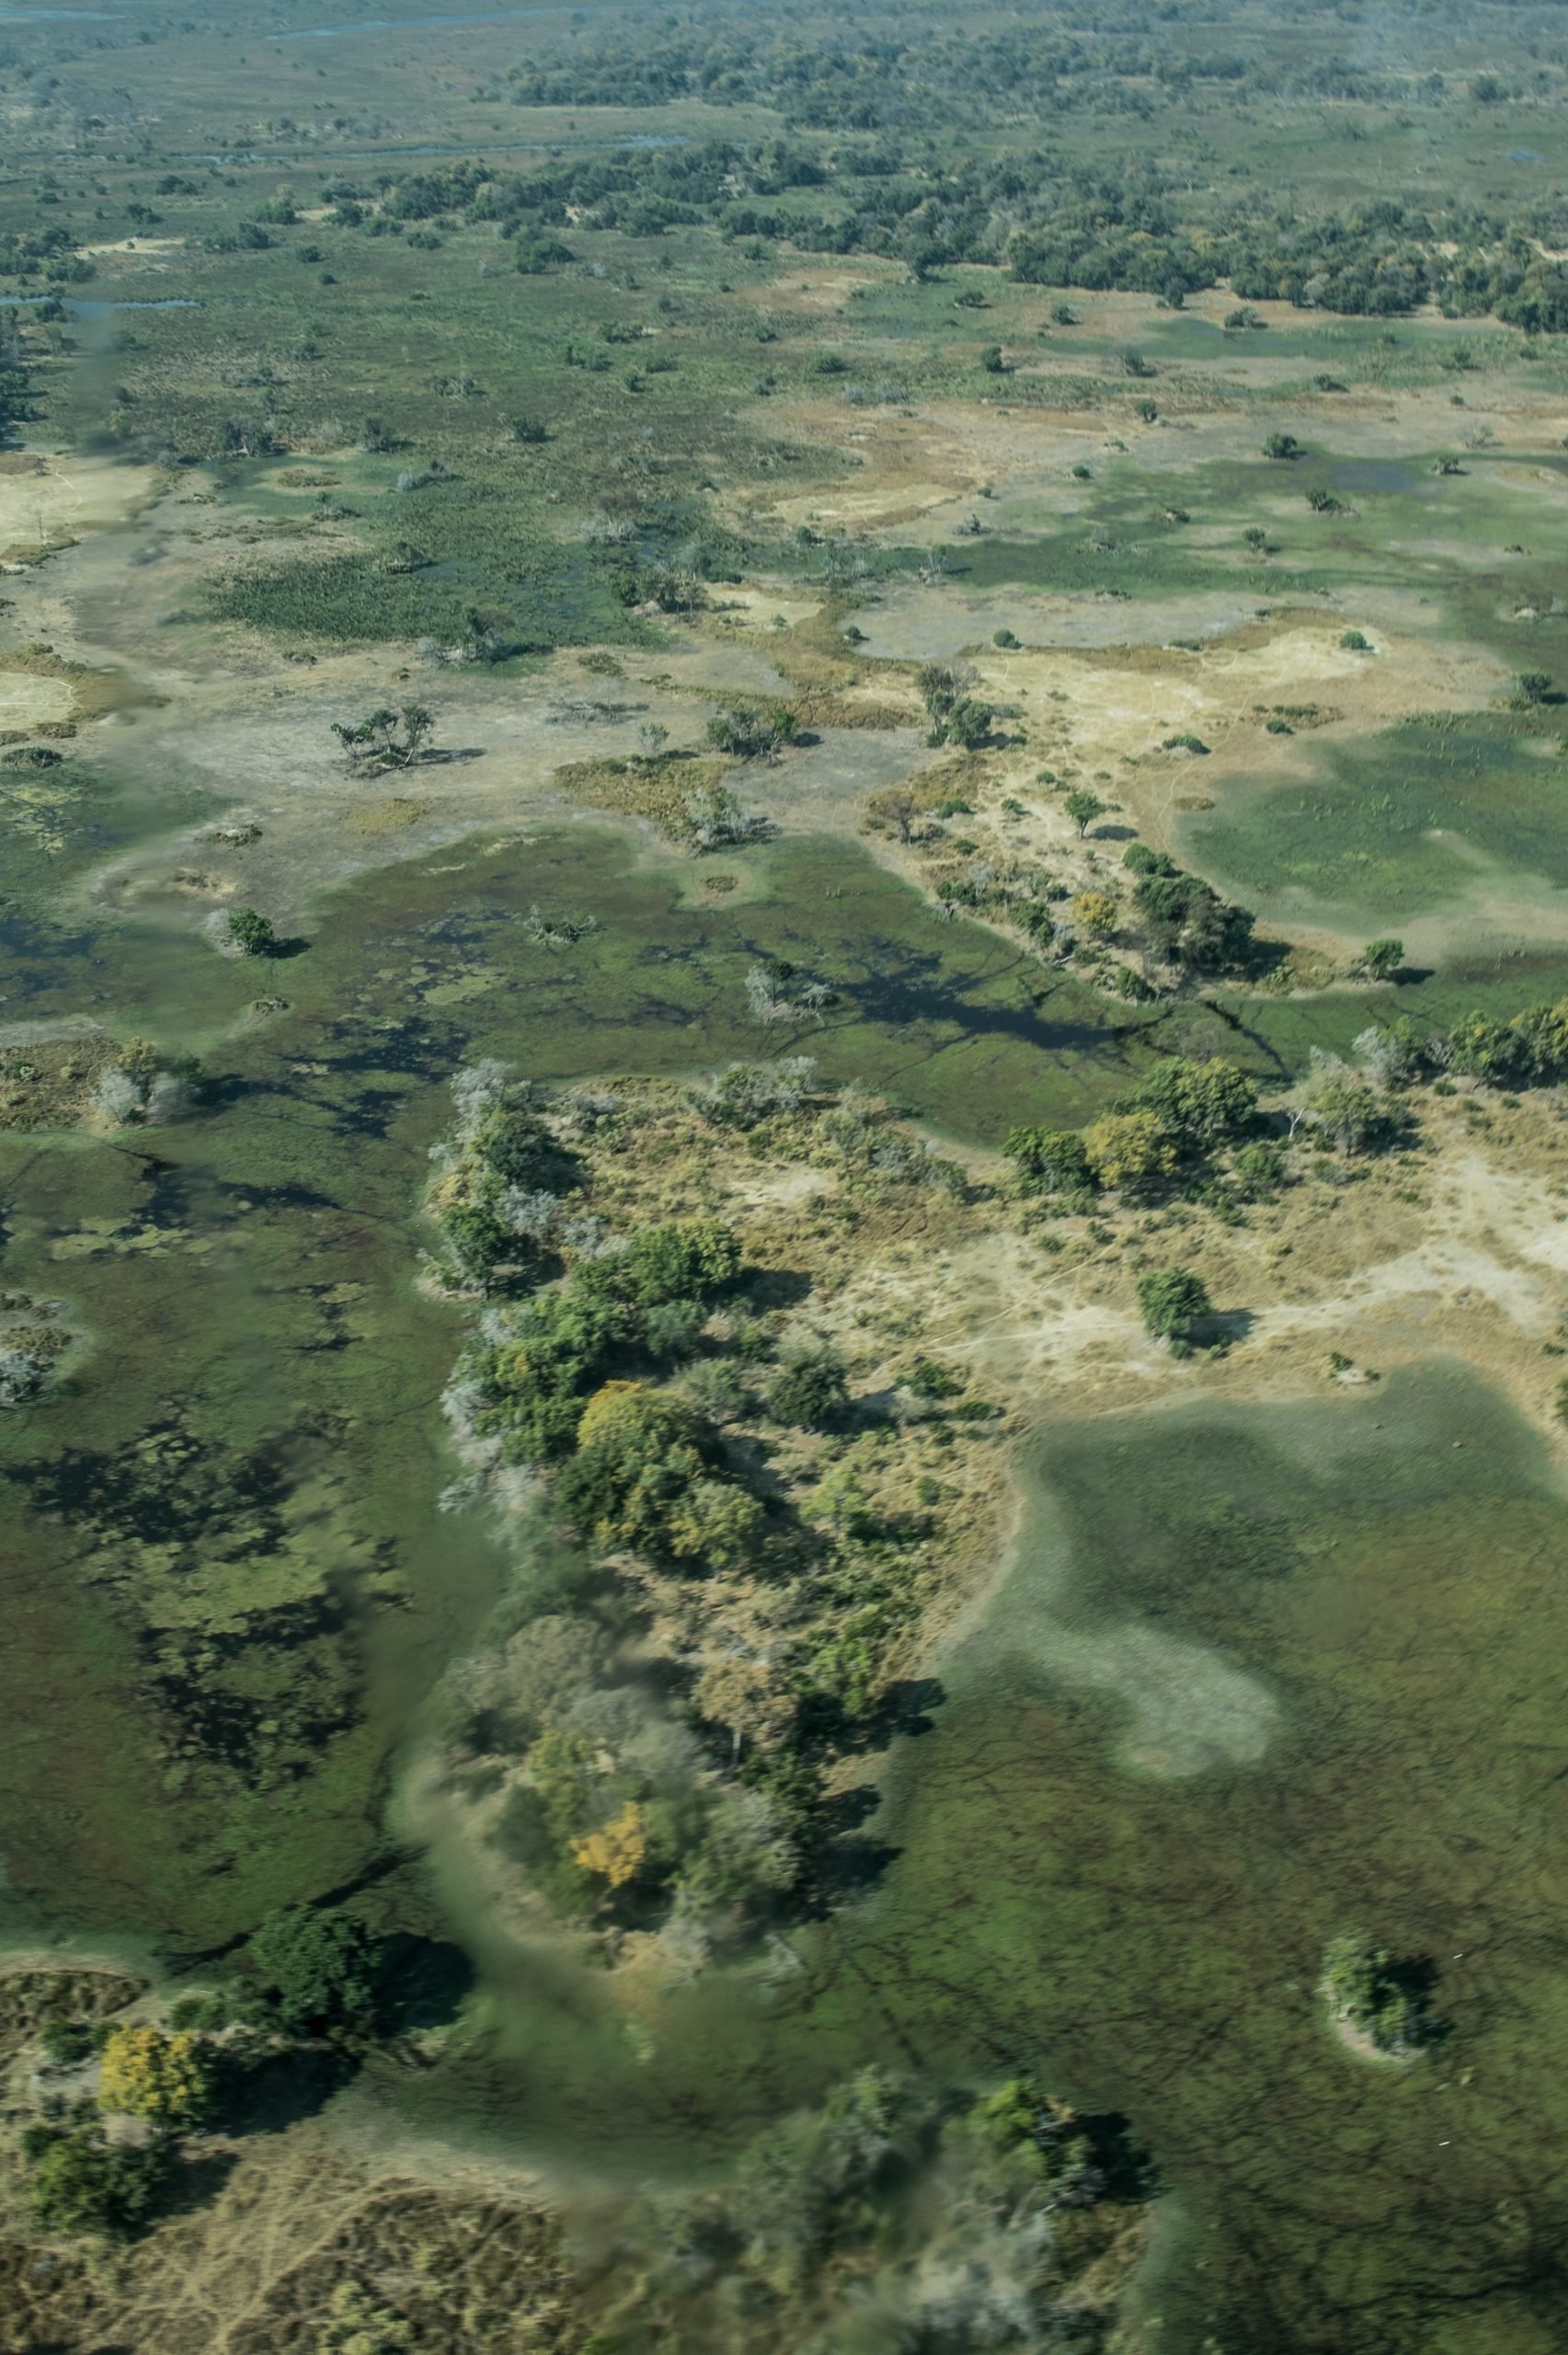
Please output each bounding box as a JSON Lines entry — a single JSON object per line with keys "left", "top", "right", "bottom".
{"left": 582, "top": 1218, "right": 740, "bottom": 1308}
{"left": 1064, "top": 788, "right": 1105, "bottom": 838}
{"left": 1304, "top": 1073, "right": 1397, "bottom": 1154}
{"left": 944, "top": 695, "right": 994, "bottom": 750}
{"left": 1322, "top": 1931, "right": 1436, "bottom": 2055}
{"left": 1137, "top": 1266, "right": 1213, "bottom": 1345}
{"left": 1003, "top": 1125, "right": 1095, "bottom": 1195}
{"left": 1134, "top": 871, "right": 1254, "bottom": 971}
{"left": 1358, "top": 937, "right": 1404, "bottom": 981}
{"left": 227, "top": 907, "right": 277, "bottom": 957}
{"left": 557, "top": 1381, "right": 707, "bottom": 1540}
{"left": 1230, "top": 1141, "right": 1283, "bottom": 1200}
{"left": 248, "top": 1904, "right": 378, "bottom": 2036}
{"left": 1128, "top": 1056, "right": 1257, "bottom": 1143}
{"left": 662, "top": 1475, "right": 765, "bottom": 1570}
{"left": 1516, "top": 670, "right": 1553, "bottom": 706}
{"left": 28, "top": 2128, "right": 169, "bottom": 2239}
{"left": 1262, "top": 431, "right": 1301, "bottom": 459}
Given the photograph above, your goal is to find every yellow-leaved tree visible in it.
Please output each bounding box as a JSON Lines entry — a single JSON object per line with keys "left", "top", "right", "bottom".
{"left": 1072, "top": 890, "right": 1118, "bottom": 938}
{"left": 1081, "top": 1109, "right": 1176, "bottom": 1193}
{"left": 97, "top": 2025, "right": 211, "bottom": 2131}
{"left": 571, "top": 1801, "right": 648, "bottom": 1890}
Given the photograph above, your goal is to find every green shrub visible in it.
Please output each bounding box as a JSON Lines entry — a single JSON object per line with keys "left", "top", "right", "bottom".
{"left": 1137, "top": 1266, "right": 1213, "bottom": 1345}
{"left": 29, "top": 2128, "right": 170, "bottom": 2238}
{"left": 767, "top": 1350, "right": 850, "bottom": 1430}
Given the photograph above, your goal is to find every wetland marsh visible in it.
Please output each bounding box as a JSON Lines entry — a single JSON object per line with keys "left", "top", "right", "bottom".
{"left": 6, "top": 1, "right": 1568, "bottom": 2347}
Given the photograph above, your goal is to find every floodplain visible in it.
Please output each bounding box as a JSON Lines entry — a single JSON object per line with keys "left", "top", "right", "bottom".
{"left": 4, "top": 2, "right": 1568, "bottom": 2349}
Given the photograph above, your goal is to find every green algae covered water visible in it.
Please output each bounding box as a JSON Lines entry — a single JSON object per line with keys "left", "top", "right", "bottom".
{"left": 5, "top": 815, "right": 1568, "bottom": 2346}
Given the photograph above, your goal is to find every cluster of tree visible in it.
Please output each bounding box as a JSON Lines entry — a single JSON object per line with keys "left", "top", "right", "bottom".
{"left": 1005, "top": 1054, "right": 1262, "bottom": 1203}
{"left": 504, "top": 18, "right": 1230, "bottom": 125}
{"left": 926, "top": 848, "right": 1063, "bottom": 949}
{"left": 1123, "top": 843, "right": 1257, "bottom": 974}
{"left": 424, "top": 1061, "right": 583, "bottom": 1294}
{"left": 498, "top": 4, "right": 1445, "bottom": 130}
{"left": 347, "top": 132, "right": 1568, "bottom": 332}
{"left": 680, "top": 781, "right": 771, "bottom": 851}
{"left": 0, "top": 220, "right": 90, "bottom": 282}
{"left": 1333, "top": 994, "right": 1568, "bottom": 1097}
{"left": 615, "top": 2063, "right": 1150, "bottom": 2347}
{"left": 432, "top": 1063, "right": 982, "bottom": 1936}
{"left": 90, "top": 1034, "right": 200, "bottom": 1127}
{"left": 704, "top": 703, "right": 800, "bottom": 761}
{"left": 919, "top": 661, "right": 994, "bottom": 751}
{"left": 0, "top": 322, "right": 33, "bottom": 449}
{"left": 24, "top": 1904, "right": 382, "bottom": 2240}
{"left": 744, "top": 958, "right": 836, "bottom": 1025}
{"left": 458, "top": 1228, "right": 741, "bottom": 1463}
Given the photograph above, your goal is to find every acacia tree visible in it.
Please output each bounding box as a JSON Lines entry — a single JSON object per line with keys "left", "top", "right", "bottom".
{"left": 1064, "top": 788, "right": 1105, "bottom": 838}
{"left": 332, "top": 704, "right": 435, "bottom": 769}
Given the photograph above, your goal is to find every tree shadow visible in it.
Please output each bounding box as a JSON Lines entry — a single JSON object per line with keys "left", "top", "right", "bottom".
{"left": 1075, "top": 2109, "right": 1159, "bottom": 2200}
{"left": 803, "top": 1783, "right": 900, "bottom": 1907}
{"left": 167, "top": 2145, "right": 244, "bottom": 2214}
{"left": 374, "top": 1933, "right": 475, "bottom": 2038}
{"left": 212, "top": 2040, "right": 357, "bottom": 2138}
{"left": 1196, "top": 1306, "right": 1255, "bottom": 1352}
{"left": 741, "top": 1264, "right": 815, "bottom": 1314}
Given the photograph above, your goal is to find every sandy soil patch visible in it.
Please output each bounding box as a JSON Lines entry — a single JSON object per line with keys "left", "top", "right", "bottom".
{"left": 0, "top": 669, "right": 74, "bottom": 729}
{"left": 733, "top": 401, "right": 988, "bottom": 531}
{"left": 710, "top": 583, "right": 823, "bottom": 630}
{"left": 815, "top": 1093, "right": 1568, "bottom": 1457}
{"left": 858, "top": 583, "right": 1276, "bottom": 662}
{"left": 743, "top": 264, "right": 890, "bottom": 314}
{"left": 964, "top": 615, "right": 1510, "bottom": 830}
{"left": 79, "top": 236, "right": 184, "bottom": 258}
{"left": 0, "top": 449, "right": 166, "bottom": 560}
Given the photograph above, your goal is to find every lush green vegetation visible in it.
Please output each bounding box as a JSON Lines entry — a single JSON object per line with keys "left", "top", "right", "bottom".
{"left": 429, "top": 1060, "right": 992, "bottom": 1934}
{"left": 1322, "top": 1931, "right": 1441, "bottom": 2056}
{"left": 1186, "top": 717, "right": 1568, "bottom": 927}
